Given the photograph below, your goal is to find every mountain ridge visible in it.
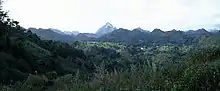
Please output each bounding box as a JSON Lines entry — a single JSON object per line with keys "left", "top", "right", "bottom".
{"left": 27, "top": 25, "right": 220, "bottom": 45}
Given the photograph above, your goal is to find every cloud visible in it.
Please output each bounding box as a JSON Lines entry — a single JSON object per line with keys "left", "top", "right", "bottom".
{"left": 3, "top": 0, "right": 220, "bottom": 32}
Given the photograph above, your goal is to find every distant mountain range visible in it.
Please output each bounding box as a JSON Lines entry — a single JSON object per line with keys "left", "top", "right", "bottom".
{"left": 29, "top": 28, "right": 76, "bottom": 43}
{"left": 28, "top": 22, "right": 116, "bottom": 40}
{"left": 28, "top": 23, "right": 220, "bottom": 45}
{"left": 98, "top": 28, "right": 220, "bottom": 46}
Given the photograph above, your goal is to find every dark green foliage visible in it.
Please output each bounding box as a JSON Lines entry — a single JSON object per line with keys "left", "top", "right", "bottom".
{"left": 55, "top": 43, "right": 86, "bottom": 59}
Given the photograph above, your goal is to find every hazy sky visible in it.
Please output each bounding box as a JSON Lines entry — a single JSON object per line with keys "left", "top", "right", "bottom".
{"left": 3, "top": 0, "right": 220, "bottom": 33}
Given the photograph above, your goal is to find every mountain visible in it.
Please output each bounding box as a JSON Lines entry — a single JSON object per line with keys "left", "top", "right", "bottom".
{"left": 95, "top": 22, "right": 116, "bottom": 37}
{"left": 196, "top": 28, "right": 211, "bottom": 35}
{"left": 166, "top": 29, "right": 187, "bottom": 44}
{"left": 97, "top": 28, "right": 216, "bottom": 46}
{"left": 75, "top": 33, "right": 96, "bottom": 40}
{"left": 63, "top": 31, "right": 80, "bottom": 35}
{"left": 186, "top": 28, "right": 211, "bottom": 37}
{"left": 81, "top": 33, "right": 97, "bottom": 38}
{"left": 28, "top": 28, "right": 75, "bottom": 43}
{"left": 28, "top": 28, "right": 97, "bottom": 42}
{"left": 151, "top": 28, "right": 166, "bottom": 36}
{"left": 29, "top": 28, "right": 80, "bottom": 36}
{"left": 98, "top": 28, "right": 131, "bottom": 43}
{"left": 186, "top": 28, "right": 209, "bottom": 34}
{"left": 28, "top": 26, "right": 216, "bottom": 46}
{"left": 132, "top": 27, "right": 150, "bottom": 33}
{"left": 48, "top": 28, "right": 66, "bottom": 35}
{"left": 47, "top": 28, "right": 80, "bottom": 36}
{"left": 98, "top": 28, "right": 151, "bottom": 45}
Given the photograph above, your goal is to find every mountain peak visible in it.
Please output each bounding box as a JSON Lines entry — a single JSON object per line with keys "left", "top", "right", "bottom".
{"left": 133, "top": 27, "right": 143, "bottom": 31}
{"left": 105, "top": 22, "right": 113, "bottom": 27}
{"left": 171, "top": 29, "right": 177, "bottom": 31}
{"left": 152, "top": 28, "right": 164, "bottom": 33}
{"left": 196, "top": 28, "right": 208, "bottom": 32}
{"left": 95, "top": 22, "right": 116, "bottom": 37}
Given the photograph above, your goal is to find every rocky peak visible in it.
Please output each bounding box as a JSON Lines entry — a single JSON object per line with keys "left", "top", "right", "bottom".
{"left": 95, "top": 22, "right": 116, "bottom": 37}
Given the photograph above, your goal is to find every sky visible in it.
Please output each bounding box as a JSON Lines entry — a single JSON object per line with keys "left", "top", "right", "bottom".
{"left": 2, "top": 0, "right": 220, "bottom": 33}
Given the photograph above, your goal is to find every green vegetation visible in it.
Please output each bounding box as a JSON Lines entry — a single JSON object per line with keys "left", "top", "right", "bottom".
{"left": 73, "top": 41, "right": 126, "bottom": 52}
{"left": 1, "top": 1, "right": 220, "bottom": 91}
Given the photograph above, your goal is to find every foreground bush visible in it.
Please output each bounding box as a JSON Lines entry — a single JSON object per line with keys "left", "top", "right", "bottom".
{"left": 2, "top": 60, "right": 220, "bottom": 91}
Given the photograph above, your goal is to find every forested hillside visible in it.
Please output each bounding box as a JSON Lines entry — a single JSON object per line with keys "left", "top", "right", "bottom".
{"left": 1, "top": 1, "right": 220, "bottom": 91}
